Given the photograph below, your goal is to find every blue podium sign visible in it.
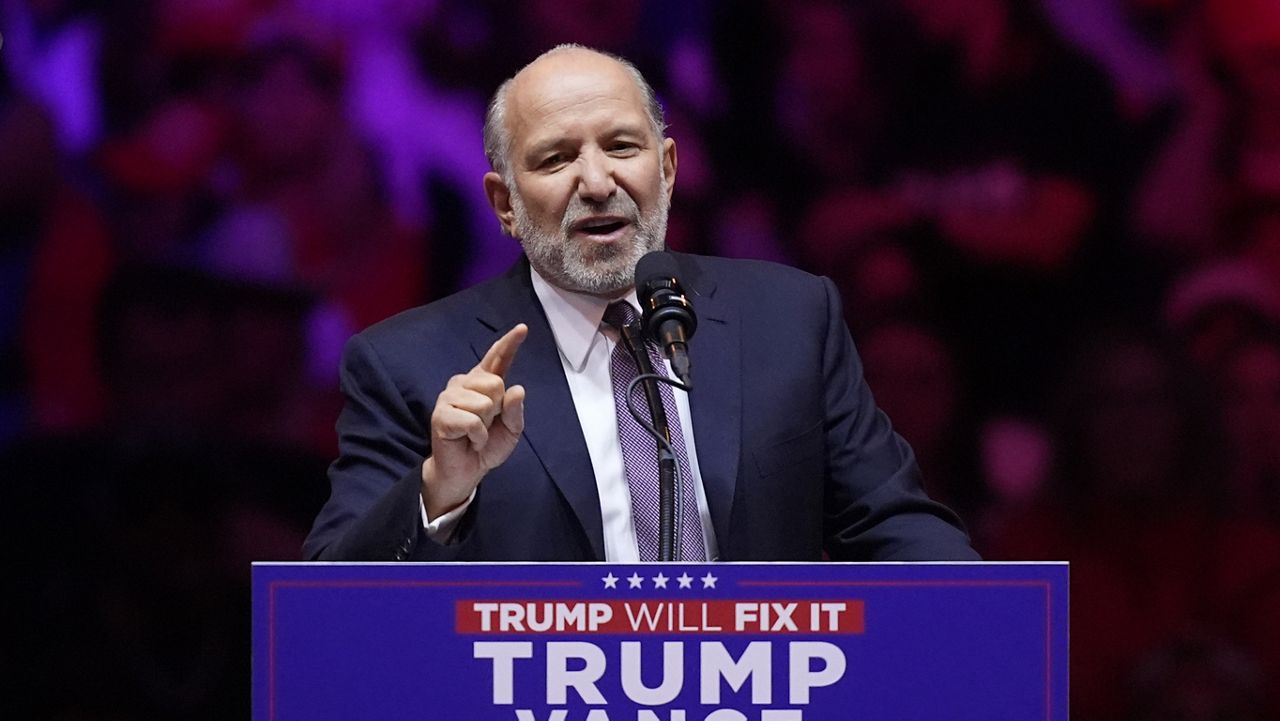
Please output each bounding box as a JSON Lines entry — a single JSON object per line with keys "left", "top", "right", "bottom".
{"left": 253, "top": 562, "right": 1067, "bottom": 721}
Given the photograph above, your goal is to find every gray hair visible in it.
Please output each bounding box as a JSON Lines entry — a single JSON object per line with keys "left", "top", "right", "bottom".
{"left": 482, "top": 44, "right": 667, "bottom": 182}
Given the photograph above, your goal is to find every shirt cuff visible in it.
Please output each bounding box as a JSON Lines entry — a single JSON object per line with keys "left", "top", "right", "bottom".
{"left": 420, "top": 489, "right": 476, "bottom": 543}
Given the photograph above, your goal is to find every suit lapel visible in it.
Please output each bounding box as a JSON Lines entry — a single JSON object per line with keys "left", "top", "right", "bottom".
{"left": 677, "top": 255, "right": 742, "bottom": 557}
{"left": 471, "top": 260, "right": 606, "bottom": 559}
{"left": 466, "top": 255, "right": 742, "bottom": 560}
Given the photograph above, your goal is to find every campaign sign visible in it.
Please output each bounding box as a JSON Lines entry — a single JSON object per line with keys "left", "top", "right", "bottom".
{"left": 253, "top": 562, "right": 1067, "bottom": 721}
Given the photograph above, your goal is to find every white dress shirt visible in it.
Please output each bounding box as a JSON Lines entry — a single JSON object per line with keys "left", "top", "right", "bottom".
{"left": 421, "top": 267, "right": 719, "bottom": 561}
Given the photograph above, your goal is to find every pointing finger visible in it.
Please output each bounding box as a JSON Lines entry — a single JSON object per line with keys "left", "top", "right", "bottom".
{"left": 478, "top": 323, "right": 528, "bottom": 378}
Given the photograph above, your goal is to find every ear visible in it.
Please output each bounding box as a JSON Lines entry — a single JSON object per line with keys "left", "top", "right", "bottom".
{"left": 661, "top": 137, "right": 678, "bottom": 201}
{"left": 483, "top": 171, "right": 517, "bottom": 236}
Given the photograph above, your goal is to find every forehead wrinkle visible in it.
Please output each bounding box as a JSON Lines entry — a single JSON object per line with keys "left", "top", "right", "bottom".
{"left": 519, "top": 98, "right": 647, "bottom": 147}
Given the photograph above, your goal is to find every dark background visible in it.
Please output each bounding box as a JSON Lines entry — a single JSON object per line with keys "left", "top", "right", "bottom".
{"left": 3, "top": 0, "right": 1280, "bottom": 718}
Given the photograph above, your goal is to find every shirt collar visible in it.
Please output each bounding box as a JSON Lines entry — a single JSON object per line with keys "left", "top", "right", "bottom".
{"left": 530, "top": 264, "right": 640, "bottom": 372}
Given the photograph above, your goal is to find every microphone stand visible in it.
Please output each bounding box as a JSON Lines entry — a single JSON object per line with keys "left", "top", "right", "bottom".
{"left": 618, "top": 321, "right": 688, "bottom": 561}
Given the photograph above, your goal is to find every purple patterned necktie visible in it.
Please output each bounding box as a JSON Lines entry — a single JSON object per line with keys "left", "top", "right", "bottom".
{"left": 603, "top": 301, "right": 705, "bottom": 561}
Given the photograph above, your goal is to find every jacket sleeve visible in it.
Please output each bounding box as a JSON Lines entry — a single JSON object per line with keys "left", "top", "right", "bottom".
{"left": 302, "top": 334, "right": 473, "bottom": 561}
{"left": 817, "top": 276, "right": 981, "bottom": 561}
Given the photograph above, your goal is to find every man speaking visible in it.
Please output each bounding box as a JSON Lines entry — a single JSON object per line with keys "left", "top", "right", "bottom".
{"left": 303, "top": 45, "right": 978, "bottom": 562}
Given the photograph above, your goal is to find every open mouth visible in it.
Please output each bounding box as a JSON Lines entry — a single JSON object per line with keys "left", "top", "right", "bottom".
{"left": 573, "top": 217, "right": 630, "bottom": 238}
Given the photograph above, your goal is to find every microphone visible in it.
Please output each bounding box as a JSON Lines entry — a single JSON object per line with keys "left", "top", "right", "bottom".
{"left": 635, "top": 251, "right": 696, "bottom": 387}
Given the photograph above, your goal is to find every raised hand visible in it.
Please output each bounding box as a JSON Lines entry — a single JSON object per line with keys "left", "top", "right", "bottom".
{"left": 421, "top": 324, "right": 528, "bottom": 519}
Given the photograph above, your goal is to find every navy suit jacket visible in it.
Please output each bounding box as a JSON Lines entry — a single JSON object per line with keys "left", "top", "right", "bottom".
{"left": 303, "top": 253, "right": 979, "bottom": 561}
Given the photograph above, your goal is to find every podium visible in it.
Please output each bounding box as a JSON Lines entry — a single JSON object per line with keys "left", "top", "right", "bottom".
{"left": 253, "top": 562, "right": 1067, "bottom": 720}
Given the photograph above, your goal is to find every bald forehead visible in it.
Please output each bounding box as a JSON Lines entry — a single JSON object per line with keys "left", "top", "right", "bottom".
{"left": 507, "top": 49, "right": 647, "bottom": 120}
{"left": 515, "top": 47, "right": 629, "bottom": 81}
{"left": 482, "top": 45, "right": 665, "bottom": 176}
{"left": 497, "top": 48, "right": 660, "bottom": 173}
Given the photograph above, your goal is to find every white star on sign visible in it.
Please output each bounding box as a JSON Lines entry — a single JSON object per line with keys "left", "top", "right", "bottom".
{"left": 602, "top": 572, "right": 619, "bottom": 589}
{"left": 700, "top": 573, "right": 718, "bottom": 589}
{"left": 627, "top": 573, "right": 644, "bottom": 589}
{"left": 677, "top": 573, "right": 694, "bottom": 589}
{"left": 652, "top": 572, "right": 669, "bottom": 589}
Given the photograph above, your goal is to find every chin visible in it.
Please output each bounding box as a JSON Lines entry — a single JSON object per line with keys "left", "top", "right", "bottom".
{"left": 571, "top": 244, "right": 646, "bottom": 282}
{"left": 570, "top": 268, "right": 634, "bottom": 295}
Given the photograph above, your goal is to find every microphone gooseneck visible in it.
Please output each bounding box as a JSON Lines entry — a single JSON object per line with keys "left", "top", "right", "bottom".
{"left": 617, "top": 320, "right": 683, "bottom": 561}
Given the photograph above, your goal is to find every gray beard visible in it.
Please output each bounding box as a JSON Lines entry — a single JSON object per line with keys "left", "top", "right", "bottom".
{"left": 511, "top": 178, "right": 669, "bottom": 296}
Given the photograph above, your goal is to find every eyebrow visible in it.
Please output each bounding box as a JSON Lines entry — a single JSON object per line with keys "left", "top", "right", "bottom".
{"left": 524, "top": 138, "right": 567, "bottom": 160}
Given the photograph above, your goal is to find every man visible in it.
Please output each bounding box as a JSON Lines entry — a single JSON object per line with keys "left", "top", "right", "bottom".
{"left": 303, "top": 45, "right": 978, "bottom": 562}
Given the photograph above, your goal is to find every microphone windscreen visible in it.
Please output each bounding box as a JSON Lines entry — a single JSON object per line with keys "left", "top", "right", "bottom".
{"left": 635, "top": 250, "right": 681, "bottom": 288}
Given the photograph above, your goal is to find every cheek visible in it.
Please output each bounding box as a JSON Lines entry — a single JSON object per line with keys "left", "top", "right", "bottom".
{"left": 518, "top": 182, "right": 571, "bottom": 224}
{"left": 622, "top": 159, "right": 667, "bottom": 204}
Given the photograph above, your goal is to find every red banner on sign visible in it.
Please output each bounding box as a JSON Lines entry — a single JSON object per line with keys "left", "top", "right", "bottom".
{"left": 454, "top": 600, "right": 865, "bottom": 635}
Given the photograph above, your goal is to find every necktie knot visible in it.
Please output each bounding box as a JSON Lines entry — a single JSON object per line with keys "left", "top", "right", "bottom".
{"left": 603, "top": 301, "right": 639, "bottom": 330}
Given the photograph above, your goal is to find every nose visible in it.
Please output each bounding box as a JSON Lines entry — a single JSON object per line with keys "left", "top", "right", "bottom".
{"left": 576, "top": 149, "right": 616, "bottom": 203}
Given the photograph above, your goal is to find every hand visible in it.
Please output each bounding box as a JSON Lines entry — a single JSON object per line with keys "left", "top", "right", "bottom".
{"left": 421, "top": 324, "right": 528, "bottom": 519}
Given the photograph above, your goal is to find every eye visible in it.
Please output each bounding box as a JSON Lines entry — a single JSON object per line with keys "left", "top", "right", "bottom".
{"left": 538, "top": 153, "right": 567, "bottom": 170}
{"left": 607, "top": 142, "right": 640, "bottom": 156}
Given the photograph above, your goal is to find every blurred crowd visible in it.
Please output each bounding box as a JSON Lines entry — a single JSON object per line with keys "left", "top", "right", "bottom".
{"left": 3, "top": 0, "right": 1280, "bottom": 718}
